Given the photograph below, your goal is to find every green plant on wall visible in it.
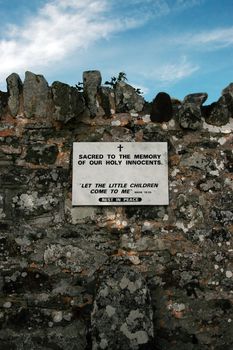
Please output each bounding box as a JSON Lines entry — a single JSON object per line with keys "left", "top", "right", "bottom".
{"left": 104, "top": 71, "right": 128, "bottom": 88}
{"left": 105, "top": 72, "right": 143, "bottom": 94}
{"left": 75, "top": 81, "right": 83, "bottom": 92}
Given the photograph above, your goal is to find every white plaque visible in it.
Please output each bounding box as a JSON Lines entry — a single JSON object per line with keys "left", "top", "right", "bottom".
{"left": 72, "top": 142, "right": 168, "bottom": 206}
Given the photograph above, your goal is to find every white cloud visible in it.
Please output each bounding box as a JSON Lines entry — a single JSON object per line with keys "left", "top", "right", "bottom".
{"left": 188, "top": 27, "right": 233, "bottom": 49}
{"left": 0, "top": 0, "right": 141, "bottom": 81}
{"left": 166, "top": 27, "right": 233, "bottom": 51}
{"left": 0, "top": 0, "right": 208, "bottom": 92}
{"left": 175, "top": 0, "right": 204, "bottom": 9}
{"left": 131, "top": 82, "right": 150, "bottom": 95}
{"left": 141, "top": 56, "right": 199, "bottom": 84}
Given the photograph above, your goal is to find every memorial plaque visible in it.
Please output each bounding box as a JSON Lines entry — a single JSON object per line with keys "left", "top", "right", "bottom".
{"left": 72, "top": 142, "right": 169, "bottom": 206}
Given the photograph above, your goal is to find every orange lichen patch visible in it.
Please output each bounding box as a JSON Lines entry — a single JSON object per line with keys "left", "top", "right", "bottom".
{"left": 67, "top": 192, "right": 72, "bottom": 200}
{"left": 62, "top": 268, "right": 71, "bottom": 273}
{"left": 52, "top": 120, "right": 64, "bottom": 130}
{"left": 1, "top": 114, "right": 17, "bottom": 125}
{"left": 113, "top": 249, "right": 138, "bottom": 257}
{"left": 80, "top": 269, "right": 90, "bottom": 276}
{"left": 134, "top": 118, "right": 146, "bottom": 126}
{"left": 111, "top": 113, "right": 131, "bottom": 126}
{"left": 0, "top": 129, "right": 14, "bottom": 137}
{"left": 77, "top": 295, "right": 93, "bottom": 308}
{"left": 163, "top": 233, "right": 186, "bottom": 241}
{"left": 164, "top": 224, "right": 177, "bottom": 231}
{"left": 16, "top": 160, "right": 49, "bottom": 169}
{"left": 55, "top": 151, "right": 70, "bottom": 167}
{"left": 165, "top": 290, "right": 174, "bottom": 298}
{"left": 169, "top": 154, "right": 181, "bottom": 166}
{"left": 79, "top": 113, "right": 112, "bottom": 126}
{"left": 135, "top": 130, "right": 144, "bottom": 141}
{"left": 134, "top": 225, "right": 142, "bottom": 240}
{"left": 0, "top": 145, "right": 21, "bottom": 154}
{"left": 135, "top": 264, "right": 148, "bottom": 273}
{"left": 29, "top": 262, "right": 39, "bottom": 269}
{"left": 61, "top": 296, "right": 73, "bottom": 304}
{"left": 159, "top": 320, "right": 166, "bottom": 328}
{"left": 153, "top": 221, "right": 165, "bottom": 228}
{"left": 171, "top": 310, "right": 184, "bottom": 319}
{"left": 225, "top": 173, "right": 233, "bottom": 181}
{"left": 165, "top": 238, "right": 199, "bottom": 255}
{"left": 138, "top": 251, "right": 154, "bottom": 256}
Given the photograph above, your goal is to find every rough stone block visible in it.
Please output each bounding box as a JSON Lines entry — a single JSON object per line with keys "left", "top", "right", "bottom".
{"left": 25, "top": 144, "right": 58, "bottom": 165}
{"left": 150, "top": 92, "right": 173, "bottom": 122}
{"left": 6, "top": 73, "right": 23, "bottom": 116}
{"left": 178, "top": 103, "right": 202, "bottom": 130}
{"left": 83, "top": 70, "right": 102, "bottom": 118}
{"left": 52, "top": 81, "right": 85, "bottom": 123}
{"left": 65, "top": 199, "right": 97, "bottom": 224}
{"left": 115, "top": 81, "right": 144, "bottom": 113}
{"left": 23, "top": 71, "right": 50, "bottom": 118}
{"left": 91, "top": 262, "right": 154, "bottom": 349}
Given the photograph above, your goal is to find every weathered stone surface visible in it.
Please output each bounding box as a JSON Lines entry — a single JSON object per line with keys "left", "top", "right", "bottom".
{"left": 65, "top": 199, "right": 98, "bottom": 224}
{"left": 222, "top": 82, "right": 233, "bottom": 114}
{"left": 178, "top": 103, "right": 202, "bottom": 130}
{"left": 23, "top": 71, "right": 50, "bottom": 118}
{"left": 0, "top": 91, "right": 8, "bottom": 117}
{"left": 224, "top": 150, "right": 233, "bottom": 172}
{"left": 0, "top": 322, "right": 87, "bottom": 350}
{"left": 180, "top": 151, "right": 212, "bottom": 170}
{"left": 6, "top": 73, "right": 23, "bottom": 116}
{"left": 12, "top": 190, "right": 60, "bottom": 217}
{"left": 100, "top": 86, "right": 116, "bottom": 117}
{"left": 204, "top": 97, "right": 230, "bottom": 126}
{"left": 0, "top": 71, "right": 233, "bottom": 350}
{"left": 52, "top": 81, "right": 85, "bottom": 123}
{"left": 83, "top": 70, "right": 102, "bottom": 117}
{"left": 203, "top": 84, "right": 233, "bottom": 126}
{"left": 183, "top": 92, "right": 208, "bottom": 106}
{"left": 150, "top": 92, "right": 173, "bottom": 122}
{"left": 115, "top": 81, "right": 144, "bottom": 113}
{"left": 25, "top": 144, "right": 58, "bottom": 164}
{"left": 178, "top": 93, "right": 208, "bottom": 129}
{"left": 44, "top": 241, "right": 107, "bottom": 275}
{"left": 91, "top": 262, "right": 154, "bottom": 349}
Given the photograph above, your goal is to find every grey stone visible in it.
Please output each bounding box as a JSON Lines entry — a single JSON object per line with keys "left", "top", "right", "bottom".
{"left": 180, "top": 152, "right": 210, "bottom": 170}
{"left": 199, "top": 179, "right": 221, "bottom": 192}
{"left": 6, "top": 73, "right": 23, "bottom": 116}
{"left": 183, "top": 92, "right": 208, "bottom": 106}
{"left": 100, "top": 86, "right": 115, "bottom": 117}
{"left": 222, "top": 82, "right": 233, "bottom": 114}
{"left": 12, "top": 191, "right": 60, "bottom": 217}
{"left": 224, "top": 150, "right": 233, "bottom": 172}
{"left": 115, "top": 81, "right": 144, "bottom": 113}
{"left": 1, "top": 72, "right": 233, "bottom": 350}
{"left": 23, "top": 71, "right": 50, "bottom": 118}
{"left": 204, "top": 97, "right": 230, "bottom": 126}
{"left": 52, "top": 81, "right": 85, "bottom": 123}
{"left": 150, "top": 92, "right": 173, "bottom": 122}
{"left": 0, "top": 91, "right": 8, "bottom": 117}
{"left": 25, "top": 144, "right": 59, "bottom": 164}
{"left": 83, "top": 70, "right": 102, "bottom": 117}
{"left": 44, "top": 241, "right": 107, "bottom": 275}
{"left": 0, "top": 322, "right": 87, "bottom": 350}
{"left": 178, "top": 103, "right": 202, "bottom": 130}
{"left": 203, "top": 84, "right": 233, "bottom": 126}
{"left": 65, "top": 199, "right": 98, "bottom": 224}
{"left": 91, "top": 262, "right": 154, "bottom": 349}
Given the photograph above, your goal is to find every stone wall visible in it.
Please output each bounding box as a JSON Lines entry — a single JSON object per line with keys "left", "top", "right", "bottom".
{"left": 0, "top": 70, "right": 232, "bottom": 350}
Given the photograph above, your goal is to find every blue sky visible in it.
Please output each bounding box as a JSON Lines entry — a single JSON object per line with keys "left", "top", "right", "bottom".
{"left": 0, "top": 0, "right": 232, "bottom": 103}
